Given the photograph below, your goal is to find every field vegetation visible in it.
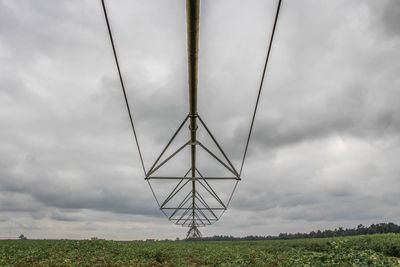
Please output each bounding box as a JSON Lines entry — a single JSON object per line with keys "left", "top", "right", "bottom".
{"left": 1, "top": 233, "right": 400, "bottom": 266}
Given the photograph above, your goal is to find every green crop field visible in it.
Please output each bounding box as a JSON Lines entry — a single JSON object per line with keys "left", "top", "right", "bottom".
{"left": 1, "top": 234, "right": 400, "bottom": 266}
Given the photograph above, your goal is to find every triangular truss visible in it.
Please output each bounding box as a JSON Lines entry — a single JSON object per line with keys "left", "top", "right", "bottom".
{"left": 145, "top": 114, "right": 240, "bottom": 237}
{"left": 186, "top": 224, "right": 202, "bottom": 239}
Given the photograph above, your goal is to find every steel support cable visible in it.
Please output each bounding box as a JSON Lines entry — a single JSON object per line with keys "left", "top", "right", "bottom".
{"left": 239, "top": 0, "right": 282, "bottom": 177}
{"left": 147, "top": 180, "right": 168, "bottom": 217}
{"left": 101, "top": 0, "right": 147, "bottom": 176}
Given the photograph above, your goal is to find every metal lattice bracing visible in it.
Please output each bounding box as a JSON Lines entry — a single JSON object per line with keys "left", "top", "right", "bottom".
{"left": 187, "top": 224, "right": 202, "bottom": 239}
{"left": 145, "top": 114, "right": 240, "bottom": 238}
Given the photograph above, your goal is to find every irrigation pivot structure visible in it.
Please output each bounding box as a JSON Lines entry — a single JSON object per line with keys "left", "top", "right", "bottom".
{"left": 145, "top": 0, "right": 241, "bottom": 238}
{"left": 101, "top": 0, "right": 282, "bottom": 239}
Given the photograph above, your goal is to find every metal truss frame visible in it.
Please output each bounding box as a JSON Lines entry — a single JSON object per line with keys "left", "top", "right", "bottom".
{"left": 145, "top": 114, "right": 240, "bottom": 239}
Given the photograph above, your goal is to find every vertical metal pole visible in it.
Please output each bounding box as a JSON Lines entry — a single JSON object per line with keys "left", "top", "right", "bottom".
{"left": 186, "top": 0, "right": 200, "bottom": 225}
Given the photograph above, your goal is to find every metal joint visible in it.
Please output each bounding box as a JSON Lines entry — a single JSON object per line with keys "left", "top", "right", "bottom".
{"left": 188, "top": 124, "right": 198, "bottom": 131}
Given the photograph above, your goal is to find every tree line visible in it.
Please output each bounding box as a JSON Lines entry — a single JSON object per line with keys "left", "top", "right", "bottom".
{"left": 187, "top": 222, "right": 400, "bottom": 241}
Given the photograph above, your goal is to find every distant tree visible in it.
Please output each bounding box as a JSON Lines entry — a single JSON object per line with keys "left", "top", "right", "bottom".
{"left": 19, "top": 234, "right": 27, "bottom": 240}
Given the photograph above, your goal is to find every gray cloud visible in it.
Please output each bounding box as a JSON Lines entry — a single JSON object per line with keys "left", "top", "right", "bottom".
{"left": 1, "top": 0, "right": 399, "bottom": 240}
{"left": 380, "top": 0, "right": 400, "bottom": 36}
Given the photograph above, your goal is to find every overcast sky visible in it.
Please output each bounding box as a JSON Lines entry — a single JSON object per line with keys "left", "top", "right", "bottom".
{"left": 1, "top": 0, "right": 400, "bottom": 240}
